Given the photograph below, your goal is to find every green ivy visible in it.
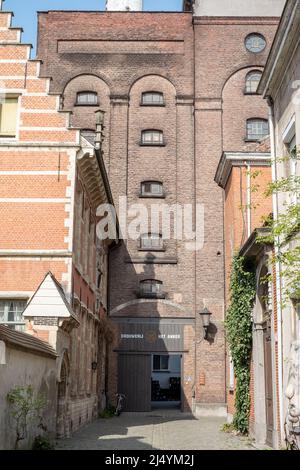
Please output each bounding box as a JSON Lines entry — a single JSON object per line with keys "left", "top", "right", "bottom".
{"left": 225, "top": 255, "right": 256, "bottom": 435}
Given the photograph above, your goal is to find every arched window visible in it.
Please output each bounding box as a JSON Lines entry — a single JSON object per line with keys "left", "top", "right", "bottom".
{"left": 140, "top": 233, "right": 163, "bottom": 251}
{"left": 246, "top": 119, "right": 269, "bottom": 141}
{"left": 140, "top": 181, "right": 164, "bottom": 197}
{"left": 139, "top": 280, "right": 165, "bottom": 299}
{"left": 141, "top": 92, "right": 164, "bottom": 106}
{"left": 141, "top": 130, "right": 164, "bottom": 146}
{"left": 76, "top": 91, "right": 98, "bottom": 106}
{"left": 245, "top": 71, "right": 262, "bottom": 94}
{"left": 245, "top": 34, "right": 266, "bottom": 53}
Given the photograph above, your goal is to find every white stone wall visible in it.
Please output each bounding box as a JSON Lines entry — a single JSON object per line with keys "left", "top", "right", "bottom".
{"left": 193, "top": 0, "right": 285, "bottom": 17}
{"left": 106, "top": 0, "right": 142, "bottom": 11}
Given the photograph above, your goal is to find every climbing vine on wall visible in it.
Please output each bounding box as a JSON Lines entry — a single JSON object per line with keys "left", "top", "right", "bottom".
{"left": 225, "top": 255, "right": 256, "bottom": 435}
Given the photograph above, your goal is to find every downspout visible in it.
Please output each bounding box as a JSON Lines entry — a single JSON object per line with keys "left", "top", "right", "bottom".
{"left": 246, "top": 162, "right": 252, "bottom": 238}
{"left": 267, "top": 96, "right": 284, "bottom": 443}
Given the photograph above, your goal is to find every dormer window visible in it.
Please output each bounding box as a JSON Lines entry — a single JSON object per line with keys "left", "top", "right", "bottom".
{"left": 141, "top": 92, "right": 164, "bottom": 106}
{"left": 138, "top": 280, "right": 165, "bottom": 299}
{"left": 76, "top": 92, "right": 98, "bottom": 106}
{"left": 141, "top": 130, "right": 164, "bottom": 146}
{"left": 140, "top": 181, "right": 164, "bottom": 198}
{"left": 140, "top": 233, "right": 164, "bottom": 251}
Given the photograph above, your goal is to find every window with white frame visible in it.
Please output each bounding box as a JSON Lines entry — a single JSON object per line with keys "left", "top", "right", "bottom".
{"left": 245, "top": 71, "right": 262, "bottom": 94}
{"left": 141, "top": 92, "right": 164, "bottom": 106}
{"left": 76, "top": 92, "right": 98, "bottom": 106}
{"left": 246, "top": 119, "right": 269, "bottom": 141}
{"left": 0, "top": 300, "right": 27, "bottom": 331}
{"left": 0, "top": 96, "right": 18, "bottom": 137}
{"left": 141, "top": 181, "right": 164, "bottom": 197}
{"left": 140, "top": 233, "right": 163, "bottom": 251}
{"left": 141, "top": 130, "right": 164, "bottom": 146}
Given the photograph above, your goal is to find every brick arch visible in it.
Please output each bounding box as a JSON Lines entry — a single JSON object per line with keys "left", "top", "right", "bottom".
{"left": 128, "top": 73, "right": 177, "bottom": 97}
{"left": 220, "top": 65, "right": 264, "bottom": 97}
{"left": 62, "top": 74, "right": 111, "bottom": 160}
{"left": 62, "top": 73, "right": 111, "bottom": 96}
{"left": 222, "top": 66, "right": 268, "bottom": 152}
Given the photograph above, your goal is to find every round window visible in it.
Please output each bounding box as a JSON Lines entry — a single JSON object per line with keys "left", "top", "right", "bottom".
{"left": 245, "top": 34, "right": 266, "bottom": 53}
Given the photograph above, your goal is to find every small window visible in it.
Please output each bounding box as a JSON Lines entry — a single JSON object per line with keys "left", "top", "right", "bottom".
{"left": 0, "top": 299, "right": 27, "bottom": 331}
{"left": 141, "top": 181, "right": 164, "bottom": 197}
{"left": 139, "top": 279, "right": 164, "bottom": 299}
{"left": 140, "top": 233, "right": 163, "bottom": 251}
{"left": 0, "top": 96, "right": 18, "bottom": 137}
{"left": 246, "top": 119, "right": 269, "bottom": 141}
{"left": 153, "top": 355, "right": 169, "bottom": 371}
{"left": 141, "top": 130, "right": 164, "bottom": 146}
{"left": 245, "top": 34, "right": 266, "bottom": 53}
{"left": 141, "top": 92, "right": 164, "bottom": 106}
{"left": 245, "top": 71, "right": 262, "bottom": 94}
{"left": 76, "top": 92, "right": 98, "bottom": 106}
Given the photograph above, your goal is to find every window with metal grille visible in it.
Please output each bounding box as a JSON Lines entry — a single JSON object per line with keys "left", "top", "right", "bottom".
{"left": 76, "top": 92, "right": 98, "bottom": 106}
{"left": 0, "top": 96, "right": 18, "bottom": 137}
{"left": 246, "top": 119, "right": 269, "bottom": 141}
{"left": 141, "top": 130, "right": 164, "bottom": 146}
{"left": 141, "top": 181, "right": 164, "bottom": 197}
{"left": 0, "top": 300, "right": 27, "bottom": 331}
{"left": 140, "top": 233, "right": 163, "bottom": 251}
{"left": 245, "top": 34, "right": 266, "bottom": 53}
{"left": 141, "top": 92, "right": 164, "bottom": 106}
{"left": 139, "top": 280, "right": 164, "bottom": 298}
{"left": 245, "top": 71, "right": 262, "bottom": 94}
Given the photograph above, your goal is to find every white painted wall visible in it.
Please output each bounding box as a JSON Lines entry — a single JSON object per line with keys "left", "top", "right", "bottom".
{"left": 0, "top": 345, "right": 57, "bottom": 449}
{"left": 106, "top": 0, "right": 142, "bottom": 11}
{"left": 193, "top": 0, "right": 285, "bottom": 17}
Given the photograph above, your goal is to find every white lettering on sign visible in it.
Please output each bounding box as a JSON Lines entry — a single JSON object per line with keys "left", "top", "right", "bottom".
{"left": 121, "top": 334, "right": 144, "bottom": 339}
{"left": 167, "top": 335, "right": 180, "bottom": 339}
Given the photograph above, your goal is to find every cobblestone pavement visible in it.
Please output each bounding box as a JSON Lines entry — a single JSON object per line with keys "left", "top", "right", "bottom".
{"left": 56, "top": 411, "right": 253, "bottom": 450}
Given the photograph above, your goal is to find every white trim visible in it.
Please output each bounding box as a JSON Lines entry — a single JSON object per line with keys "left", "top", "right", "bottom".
{"left": 0, "top": 171, "right": 68, "bottom": 175}
{"left": 0, "top": 291, "right": 33, "bottom": 299}
{"left": 19, "top": 127, "right": 68, "bottom": 131}
{"left": 0, "top": 250, "right": 72, "bottom": 255}
{"left": 0, "top": 198, "right": 69, "bottom": 203}
{"left": 282, "top": 115, "right": 296, "bottom": 144}
{"left": 0, "top": 60, "right": 28, "bottom": 64}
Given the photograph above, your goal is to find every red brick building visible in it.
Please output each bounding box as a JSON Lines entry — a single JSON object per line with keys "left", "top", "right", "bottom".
{"left": 34, "top": 0, "right": 284, "bottom": 415}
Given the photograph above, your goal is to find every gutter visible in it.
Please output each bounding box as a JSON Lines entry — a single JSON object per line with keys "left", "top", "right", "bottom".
{"left": 267, "top": 97, "right": 284, "bottom": 444}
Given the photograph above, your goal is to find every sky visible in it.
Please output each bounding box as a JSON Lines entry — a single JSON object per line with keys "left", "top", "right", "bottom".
{"left": 4, "top": 0, "right": 183, "bottom": 55}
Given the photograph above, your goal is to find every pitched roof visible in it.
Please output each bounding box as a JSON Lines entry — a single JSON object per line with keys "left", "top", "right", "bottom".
{"left": 0, "top": 325, "right": 57, "bottom": 358}
{"left": 22, "top": 272, "right": 79, "bottom": 323}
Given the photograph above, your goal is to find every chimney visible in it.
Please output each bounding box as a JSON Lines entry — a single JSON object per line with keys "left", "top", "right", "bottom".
{"left": 106, "top": 0, "right": 143, "bottom": 11}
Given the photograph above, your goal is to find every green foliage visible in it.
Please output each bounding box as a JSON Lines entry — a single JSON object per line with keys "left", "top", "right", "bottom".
{"left": 225, "top": 255, "right": 256, "bottom": 435}
{"left": 221, "top": 423, "right": 235, "bottom": 434}
{"left": 258, "top": 150, "right": 300, "bottom": 303}
{"left": 32, "top": 435, "right": 54, "bottom": 450}
{"left": 99, "top": 404, "right": 116, "bottom": 419}
{"left": 7, "top": 385, "right": 46, "bottom": 449}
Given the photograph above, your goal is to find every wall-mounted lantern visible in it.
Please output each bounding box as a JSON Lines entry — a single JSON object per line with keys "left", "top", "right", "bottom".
{"left": 199, "top": 307, "right": 212, "bottom": 340}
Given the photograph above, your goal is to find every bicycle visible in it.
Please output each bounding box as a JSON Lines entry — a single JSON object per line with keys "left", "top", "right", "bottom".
{"left": 115, "top": 393, "right": 126, "bottom": 416}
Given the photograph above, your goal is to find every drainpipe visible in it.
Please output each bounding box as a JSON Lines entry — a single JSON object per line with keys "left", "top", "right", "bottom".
{"left": 267, "top": 96, "right": 284, "bottom": 444}
{"left": 245, "top": 162, "right": 251, "bottom": 238}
